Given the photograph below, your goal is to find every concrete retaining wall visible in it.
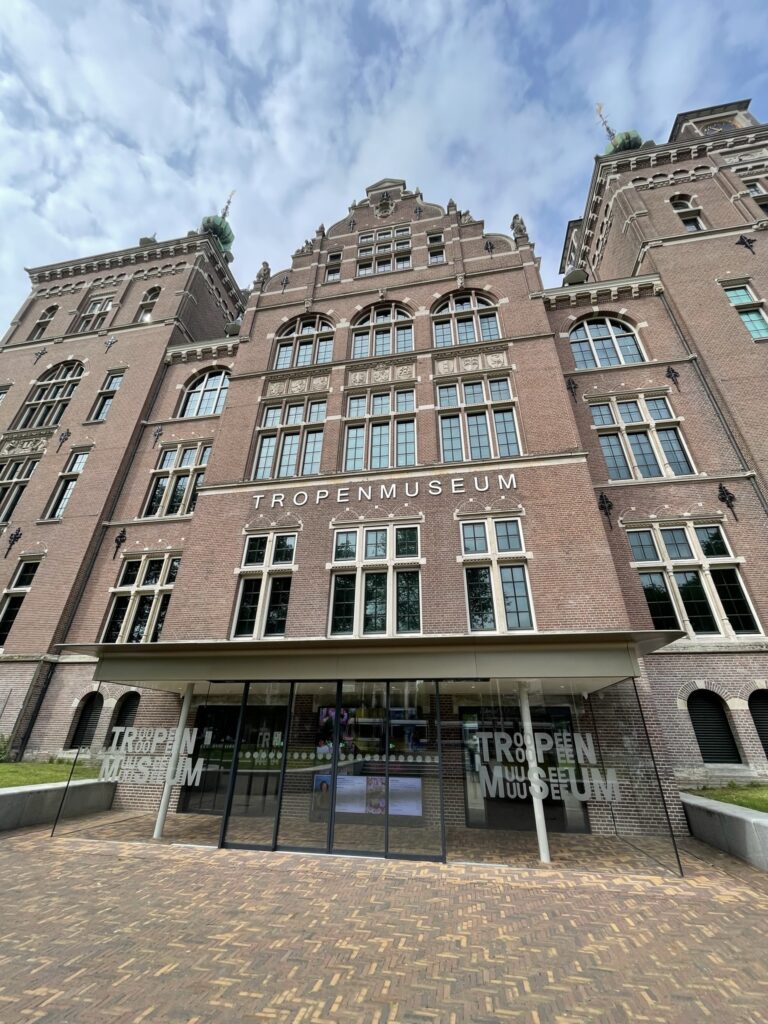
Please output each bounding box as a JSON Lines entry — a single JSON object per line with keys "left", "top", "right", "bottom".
{"left": 0, "top": 779, "right": 115, "bottom": 832}
{"left": 682, "top": 792, "right": 768, "bottom": 871}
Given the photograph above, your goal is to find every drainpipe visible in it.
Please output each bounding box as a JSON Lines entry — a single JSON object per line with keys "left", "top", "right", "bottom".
{"left": 519, "top": 682, "right": 550, "bottom": 864}
{"left": 153, "top": 682, "right": 194, "bottom": 840}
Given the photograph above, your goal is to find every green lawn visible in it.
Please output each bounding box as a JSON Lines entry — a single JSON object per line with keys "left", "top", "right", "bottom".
{"left": 0, "top": 762, "right": 100, "bottom": 788}
{"left": 693, "top": 784, "right": 768, "bottom": 814}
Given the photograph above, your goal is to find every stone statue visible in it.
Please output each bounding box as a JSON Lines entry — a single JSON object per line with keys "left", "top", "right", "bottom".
{"left": 254, "top": 261, "right": 271, "bottom": 291}
{"left": 447, "top": 198, "right": 457, "bottom": 213}
{"left": 511, "top": 214, "right": 528, "bottom": 238}
{"left": 460, "top": 211, "right": 475, "bottom": 224}
{"left": 316, "top": 223, "right": 325, "bottom": 237}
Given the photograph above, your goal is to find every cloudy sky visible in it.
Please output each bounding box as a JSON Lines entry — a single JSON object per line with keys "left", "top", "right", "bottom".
{"left": 1, "top": 0, "right": 767, "bottom": 327}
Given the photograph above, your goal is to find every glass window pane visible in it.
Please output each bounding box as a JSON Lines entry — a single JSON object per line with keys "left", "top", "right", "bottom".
{"left": 695, "top": 525, "right": 728, "bottom": 557}
{"left": 127, "top": 595, "right": 154, "bottom": 643}
{"left": 395, "top": 420, "right": 415, "bottom": 467}
{"left": 590, "top": 403, "right": 614, "bottom": 426}
{"left": 331, "top": 574, "right": 356, "bottom": 633}
{"left": 396, "top": 325, "right": 413, "bottom": 352}
{"left": 433, "top": 321, "right": 452, "bottom": 347}
{"left": 599, "top": 434, "right": 631, "bottom": 479}
{"left": 264, "top": 577, "right": 291, "bottom": 635}
{"left": 466, "top": 567, "right": 496, "bottom": 631}
{"left": 500, "top": 565, "right": 532, "bottom": 629}
{"left": 286, "top": 404, "right": 303, "bottom": 424}
{"left": 316, "top": 339, "right": 333, "bottom": 363}
{"left": 273, "top": 535, "right": 296, "bottom": 564}
{"left": 440, "top": 416, "right": 463, "bottom": 462}
{"left": 479, "top": 314, "right": 500, "bottom": 340}
{"left": 245, "top": 536, "right": 267, "bottom": 565}
{"left": 617, "top": 401, "right": 643, "bottom": 423}
{"left": 495, "top": 520, "right": 522, "bottom": 552}
{"left": 277, "top": 434, "right": 300, "bottom": 477}
{"left": 334, "top": 531, "right": 357, "bottom": 561}
{"left": 462, "top": 522, "right": 488, "bottom": 553}
{"left": 254, "top": 436, "right": 276, "bottom": 479}
{"left": 352, "top": 333, "right": 369, "bottom": 358}
{"left": 657, "top": 428, "right": 693, "bottom": 475}
{"left": 395, "top": 390, "right": 414, "bottom": 412}
{"left": 739, "top": 310, "right": 768, "bottom": 339}
{"left": 710, "top": 568, "right": 758, "bottom": 633}
{"left": 301, "top": 430, "right": 323, "bottom": 475}
{"left": 365, "top": 529, "right": 387, "bottom": 559}
{"left": 370, "top": 423, "right": 390, "bottom": 469}
{"left": 234, "top": 578, "right": 262, "bottom": 637}
{"left": 725, "top": 286, "right": 753, "bottom": 305}
{"left": 674, "top": 571, "right": 719, "bottom": 633}
{"left": 456, "top": 318, "right": 476, "bottom": 345}
{"left": 396, "top": 571, "right": 420, "bottom": 632}
{"left": 103, "top": 595, "right": 130, "bottom": 643}
{"left": 640, "top": 572, "right": 679, "bottom": 629}
{"left": 661, "top": 528, "right": 693, "bottom": 560}
{"left": 647, "top": 397, "right": 672, "bottom": 421}
{"left": 628, "top": 432, "right": 662, "bottom": 478}
{"left": 347, "top": 396, "right": 366, "bottom": 417}
{"left": 494, "top": 410, "right": 520, "bottom": 457}
{"left": 371, "top": 394, "right": 390, "bottom": 415}
{"left": 150, "top": 593, "right": 171, "bottom": 642}
{"left": 438, "top": 385, "right": 458, "bottom": 408}
{"left": 374, "top": 329, "right": 390, "bottom": 355}
{"left": 489, "top": 379, "right": 511, "bottom": 402}
{"left": 363, "top": 573, "right": 387, "bottom": 633}
{"left": 295, "top": 342, "right": 312, "bottom": 366}
{"left": 395, "top": 527, "right": 418, "bottom": 557}
{"left": 570, "top": 339, "right": 597, "bottom": 369}
{"left": 345, "top": 426, "right": 365, "bottom": 471}
{"left": 593, "top": 335, "right": 621, "bottom": 366}
{"left": 467, "top": 412, "right": 491, "bottom": 459}
{"left": 308, "top": 401, "right": 326, "bottom": 423}
{"left": 628, "top": 530, "right": 659, "bottom": 561}
{"left": 166, "top": 475, "right": 189, "bottom": 515}
{"left": 463, "top": 382, "right": 484, "bottom": 404}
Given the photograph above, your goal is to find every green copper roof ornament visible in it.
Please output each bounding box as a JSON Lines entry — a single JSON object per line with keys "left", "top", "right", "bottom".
{"left": 201, "top": 190, "right": 235, "bottom": 253}
{"left": 596, "top": 102, "right": 642, "bottom": 155}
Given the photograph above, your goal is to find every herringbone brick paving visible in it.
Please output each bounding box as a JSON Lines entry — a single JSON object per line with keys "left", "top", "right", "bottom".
{"left": 0, "top": 829, "right": 766, "bottom": 1024}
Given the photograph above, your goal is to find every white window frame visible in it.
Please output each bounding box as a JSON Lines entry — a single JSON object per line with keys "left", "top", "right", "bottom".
{"left": 588, "top": 391, "right": 695, "bottom": 480}
{"left": 456, "top": 515, "right": 535, "bottom": 634}
{"left": 89, "top": 371, "right": 124, "bottom": 422}
{"left": 431, "top": 292, "right": 501, "bottom": 348}
{"left": 44, "top": 449, "right": 89, "bottom": 520}
{"left": 327, "top": 522, "right": 423, "bottom": 638}
{"left": 722, "top": 282, "right": 768, "bottom": 341}
{"left": 231, "top": 532, "right": 298, "bottom": 639}
{"left": 272, "top": 316, "right": 335, "bottom": 369}
{"left": 568, "top": 318, "right": 647, "bottom": 369}
{"left": 437, "top": 377, "right": 520, "bottom": 463}
{"left": 627, "top": 520, "right": 762, "bottom": 639}
{"left": 143, "top": 441, "right": 211, "bottom": 517}
{"left": 102, "top": 553, "right": 180, "bottom": 644}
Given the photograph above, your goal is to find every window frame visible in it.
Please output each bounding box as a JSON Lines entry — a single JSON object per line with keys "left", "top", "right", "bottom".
{"left": 142, "top": 441, "right": 211, "bottom": 518}
{"left": 568, "top": 317, "right": 646, "bottom": 370}
{"left": 101, "top": 552, "right": 180, "bottom": 644}
{"left": 627, "top": 520, "right": 761, "bottom": 639}
{"left": 0, "top": 559, "right": 41, "bottom": 648}
{"left": 272, "top": 315, "right": 335, "bottom": 369}
{"left": 431, "top": 292, "right": 501, "bottom": 348}
{"left": 72, "top": 294, "right": 114, "bottom": 335}
{"left": 349, "top": 303, "right": 414, "bottom": 359}
{"left": 89, "top": 370, "right": 124, "bottom": 422}
{"left": 179, "top": 370, "right": 230, "bottom": 418}
{"left": 13, "top": 361, "right": 84, "bottom": 430}
{"left": 437, "top": 377, "right": 520, "bottom": 464}
{"left": 231, "top": 532, "right": 297, "bottom": 639}
{"left": 458, "top": 516, "right": 534, "bottom": 634}
{"left": 0, "top": 457, "right": 39, "bottom": 525}
{"left": 252, "top": 399, "right": 326, "bottom": 480}
{"left": 722, "top": 282, "right": 768, "bottom": 341}
{"left": 589, "top": 391, "right": 695, "bottom": 480}
{"left": 44, "top": 449, "right": 89, "bottom": 521}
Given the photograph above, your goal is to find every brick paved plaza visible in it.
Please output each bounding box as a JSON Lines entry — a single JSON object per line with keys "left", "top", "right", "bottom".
{"left": 0, "top": 829, "right": 766, "bottom": 1023}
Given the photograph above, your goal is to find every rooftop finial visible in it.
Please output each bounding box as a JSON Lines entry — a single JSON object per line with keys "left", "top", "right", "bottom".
{"left": 221, "top": 190, "right": 235, "bottom": 219}
{"left": 595, "top": 103, "right": 616, "bottom": 143}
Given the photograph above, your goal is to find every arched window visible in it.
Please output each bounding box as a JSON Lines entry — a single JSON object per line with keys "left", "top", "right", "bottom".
{"left": 108, "top": 691, "right": 140, "bottom": 748}
{"left": 688, "top": 690, "right": 741, "bottom": 764}
{"left": 28, "top": 305, "right": 58, "bottom": 342}
{"left": 431, "top": 292, "right": 500, "bottom": 347}
{"left": 569, "top": 318, "right": 645, "bottom": 369}
{"left": 179, "top": 370, "right": 229, "bottom": 418}
{"left": 670, "top": 194, "right": 704, "bottom": 233}
{"left": 351, "top": 303, "right": 413, "bottom": 359}
{"left": 749, "top": 691, "right": 768, "bottom": 758}
{"left": 273, "top": 316, "right": 335, "bottom": 369}
{"left": 134, "top": 287, "right": 160, "bottom": 324}
{"left": 13, "top": 361, "right": 84, "bottom": 430}
{"left": 67, "top": 692, "right": 104, "bottom": 750}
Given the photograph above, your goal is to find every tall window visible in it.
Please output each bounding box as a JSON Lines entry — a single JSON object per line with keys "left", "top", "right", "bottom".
{"left": 143, "top": 442, "right": 210, "bottom": 517}
{"left": 44, "top": 450, "right": 89, "bottom": 520}
{"left": 569, "top": 318, "right": 645, "bottom": 369}
{"left": 0, "top": 560, "right": 40, "bottom": 647}
{"left": 670, "top": 195, "right": 704, "bottom": 233}
{"left": 628, "top": 521, "right": 760, "bottom": 638}
{"left": 427, "top": 232, "right": 445, "bottom": 265}
{"left": 134, "top": 287, "right": 160, "bottom": 323}
{"left": 590, "top": 393, "right": 693, "bottom": 480}
{"left": 108, "top": 692, "right": 141, "bottom": 748}
{"left": 232, "top": 533, "right": 296, "bottom": 638}
{"left": 431, "top": 292, "right": 500, "bottom": 347}
{"left": 438, "top": 377, "right": 519, "bottom": 463}
{"left": 13, "top": 361, "right": 84, "bottom": 430}
{"left": 325, "top": 252, "right": 342, "bottom": 283}
{"left": 0, "top": 458, "right": 38, "bottom": 524}
{"left": 102, "top": 553, "right": 180, "bottom": 644}
{"left": 28, "top": 305, "right": 58, "bottom": 341}
{"left": 459, "top": 517, "right": 533, "bottom": 633}
{"left": 253, "top": 399, "right": 325, "bottom": 479}
{"left": 89, "top": 371, "right": 123, "bottom": 422}
{"left": 343, "top": 389, "right": 416, "bottom": 471}
{"left": 179, "top": 370, "right": 229, "bottom": 417}
{"left": 351, "top": 304, "right": 413, "bottom": 359}
{"left": 67, "top": 692, "right": 104, "bottom": 750}
{"left": 329, "top": 523, "right": 422, "bottom": 636}
{"left": 688, "top": 691, "right": 741, "bottom": 764}
{"left": 723, "top": 283, "right": 768, "bottom": 341}
{"left": 72, "top": 295, "right": 113, "bottom": 333}
{"left": 273, "top": 315, "right": 335, "bottom": 369}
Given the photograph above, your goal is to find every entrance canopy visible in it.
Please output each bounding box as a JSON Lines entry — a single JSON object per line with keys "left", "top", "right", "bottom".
{"left": 62, "top": 629, "right": 680, "bottom": 696}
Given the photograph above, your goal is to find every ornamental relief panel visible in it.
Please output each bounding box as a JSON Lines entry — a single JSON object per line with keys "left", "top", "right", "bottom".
{"left": 266, "top": 373, "right": 330, "bottom": 397}
{"left": 345, "top": 361, "right": 415, "bottom": 388}
{"left": 433, "top": 347, "right": 508, "bottom": 377}
{"left": 0, "top": 427, "right": 54, "bottom": 457}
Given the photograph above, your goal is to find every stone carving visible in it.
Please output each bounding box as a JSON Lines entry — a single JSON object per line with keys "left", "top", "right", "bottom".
{"left": 456, "top": 273, "right": 465, "bottom": 289}
{"left": 266, "top": 381, "right": 286, "bottom": 397}
{"left": 460, "top": 356, "right": 481, "bottom": 371}
{"left": 0, "top": 428, "right": 53, "bottom": 458}
{"left": 435, "top": 359, "right": 456, "bottom": 375}
{"left": 310, "top": 376, "right": 330, "bottom": 392}
{"left": 372, "top": 364, "right": 391, "bottom": 383}
{"left": 289, "top": 378, "right": 307, "bottom": 394}
{"left": 349, "top": 371, "right": 367, "bottom": 386}
{"left": 460, "top": 211, "right": 475, "bottom": 224}
{"left": 486, "top": 352, "right": 507, "bottom": 368}
{"left": 316, "top": 223, "right": 325, "bottom": 237}
{"left": 396, "top": 364, "right": 414, "bottom": 379}
{"left": 375, "top": 195, "right": 394, "bottom": 218}
{"left": 294, "top": 239, "right": 313, "bottom": 256}
{"left": 254, "top": 261, "right": 271, "bottom": 291}
{"left": 447, "top": 198, "right": 457, "bottom": 213}
{"left": 511, "top": 214, "right": 527, "bottom": 238}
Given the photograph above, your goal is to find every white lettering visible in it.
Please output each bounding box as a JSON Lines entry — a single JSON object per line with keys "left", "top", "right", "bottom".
{"left": 405, "top": 481, "right": 419, "bottom": 497}
{"left": 337, "top": 488, "right": 349, "bottom": 503}
{"left": 179, "top": 728, "right": 198, "bottom": 757}
{"left": 528, "top": 766, "right": 548, "bottom": 800}
{"left": 175, "top": 757, "right": 204, "bottom": 787}
{"left": 480, "top": 764, "right": 505, "bottom": 799}
{"left": 497, "top": 473, "right": 516, "bottom": 491}
{"left": 109, "top": 726, "right": 125, "bottom": 751}
{"left": 151, "top": 728, "right": 167, "bottom": 754}
{"left": 451, "top": 478, "right": 465, "bottom": 493}
{"left": 253, "top": 495, "right": 263, "bottom": 510}
{"left": 293, "top": 491, "right": 308, "bottom": 506}
{"left": 428, "top": 480, "right": 442, "bottom": 495}
{"left": 380, "top": 483, "right": 396, "bottom": 500}
{"left": 315, "top": 489, "right": 329, "bottom": 504}
{"left": 357, "top": 486, "right": 371, "bottom": 501}
{"left": 494, "top": 732, "right": 513, "bottom": 763}
{"left": 271, "top": 493, "right": 284, "bottom": 508}
{"left": 575, "top": 733, "right": 597, "bottom": 765}
{"left": 122, "top": 727, "right": 137, "bottom": 753}
{"left": 476, "top": 731, "right": 493, "bottom": 761}
{"left": 473, "top": 475, "right": 489, "bottom": 492}
{"left": 534, "top": 732, "right": 554, "bottom": 760}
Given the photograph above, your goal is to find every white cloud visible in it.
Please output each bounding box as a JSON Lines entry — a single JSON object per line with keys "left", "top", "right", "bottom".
{"left": 0, "top": 0, "right": 764, "bottom": 329}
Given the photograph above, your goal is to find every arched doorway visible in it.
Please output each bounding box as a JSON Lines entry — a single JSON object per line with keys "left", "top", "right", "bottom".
{"left": 67, "top": 692, "right": 104, "bottom": 750}
{"left": 687, "top": 690, "right": 741, "bottom": 763}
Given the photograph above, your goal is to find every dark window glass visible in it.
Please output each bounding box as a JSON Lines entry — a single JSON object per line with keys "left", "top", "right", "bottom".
{"left": 331, "top": 575, "right": 356, "bottom": 634}
{"left": 273, "top": 535, "right": 296, "bottom": 564}
{"left": 365, "top": 529, "right": 387, "bottom": 559}
{"left": 695, "top": 525, "right": 728, "bottom": 558}
{"left": 120, "top": 561, "right": 141, "bottom": 586}
{"left": 234, "top": 578, "right": 262, "bottom": 637}
{"left": 628, "top": 531, "right": 658, "bottom": 562}
{"left": 395, "top": 526, "right": 418, "bottom": 557}
{"left": 0, "top": 595, "right": 24, "bottom": 646}
{"left": 674, "top": 571, "right": 718, "bottom": 633}
{"left": 245, "top": 536, "right": 267, "bottom": 565}
{"left": 264, "top": 577, "right": 291, "bottom": 635}
{"left": 144, "top": 477, "right": 168, "bottom": 517}
{"left": 166, "top": 558, "right": 181, "bottom": 584}
{"left": 640, "top": 572, "right": 679, "bottom": 630}
{"left": 334, "top": 531, "right": 357, "bottom": 561}
{"left": 494, "top": 410, "right": 520, "bottom": 457}
{"left": 688, "top": 691, "right": 741, "bottom": 763}
{"left": 142, "top": 559, "right": 164, "bottom": 586}
{"left": 495, "top": 520, "right": 522, "bottom": 552}
{"left": 658, "top": 428, "right": 692, "bottom": 475}
{"left": 462, "top": 522, "right": 488, "bottom": 553}
{"left": 396, "top": 571, "right": 420, "bottom": 632}
{"left": 500, "top": 565, "right": 532, "bottom": 629}
{"left": 467, "top": 412, "right": 491, "bottom": 459}
{"left": 710, "top": 568, "right": 758, "bottom": 633}
{"left": 69, "top": 693, "right": 103, "bottom": 749}
{"left": 127, "top": 595, "right": 154, "bottom": 643}
{"left": 15, "top": 562, "right": 39, "bottom": 588}
{"left": 103, "top": 595, "right": 130, "bottom": 643}
{"left": 599, "top": 434, "right": 631, "bottom": 479}
{"left": 165, "top": 475, "right": 188, "bottom": 515}
{"left": 150, "top": 593, "right": 171, "bottom": 642}
{"left": 661, "top": 528, "right": 693, "bottom": 560}
{"left": 363, "top": 572, "right": 387, "bottom": 633}
{"left": 466, "top": 567, "right": 496, "bottom": 631}
{"left": 187, "top": 471, "right": 204, "bottom": 513}
{"left": 628, "top": 432, "right": 661, "bottom": 478}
